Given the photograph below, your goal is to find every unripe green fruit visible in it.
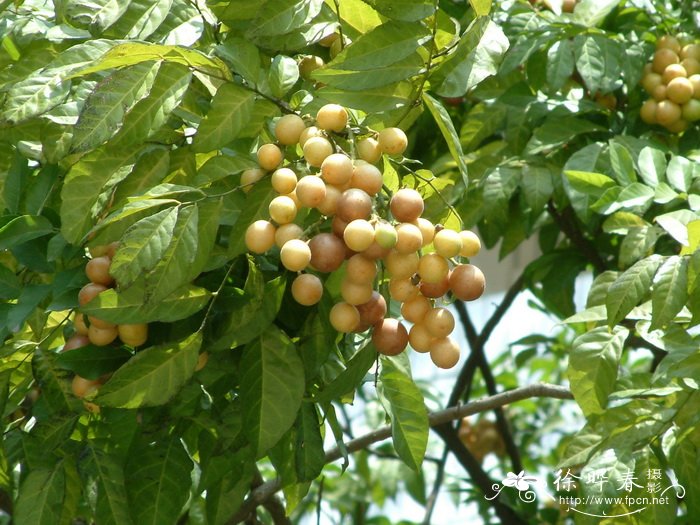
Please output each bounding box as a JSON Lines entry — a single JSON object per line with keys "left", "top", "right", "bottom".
{"left": 295, "top": 175, "right": 327, "bottom": 208}
{"left": 271, "top": 168, "right": 297, "bottom": 194}
{"left": 303, "top": 136, "right": 334, "bottom": 167}
{"left": 374, "top": 221, "right": 398, "bottom": 249}
{"left": 269, "top": 196, "right": 298, "bottom": 224}
{"left": 257, "top": 143, "right": 283, "bottom": 171}
{"left": 321, "top": 153, "right": 353, "bottom": 185}
{"left": 430, "top": 337, "right": 460, "bottom": 369}
{"left": 418, "top": 253, "right": 450, "bottom": 284}
{"left": 316, "top": 104, "right": 348, "bottom": 132}
{"left": 280, "top": 239, "right": 311, "bottom": 272}
{"left": 356, "top": 137, "right": 382, "bottom": 164}
{"left": 241, "top": 168, "right": 266, "bottom": 192}
{"left": 390, "top": 188, "right": 424, "bottom": 222}
{"left": 372, "top": 318, "right": 408, "bottom": 356}
{"left": 274, "top": 114, "right": 306, "bottom": 145}
{"left": 343, "top": 219, "right": 375, "bottom": 252}
{"left": 291, "top": 274, "right": 323, "bottom": 306}
{"left": 433, "top": 228, "right": 462, "bottom": 258}
{"left": 377, "top": 127, "right": 408, "bottom": 155}
{"left": 245, "top": 220, "right": 276, "bottom": 253}
{"left": 330, "top": 302, "right": 360, "bottom": 332}
{"left": 118, "top": 323, "right": 148, "bottom": 347}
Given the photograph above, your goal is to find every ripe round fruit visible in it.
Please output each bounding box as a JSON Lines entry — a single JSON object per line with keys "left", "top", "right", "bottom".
{"left": 343, "top": 219, "right": 375, "bottom": 252}
{"left": 652, "top": 85, "right": 667, "bottom": 101}
{"left": 274, "top": 114, "right": 306, "bottom": 145}
{"left": 682, "top": 99, "right": 700, "bottom": 121}
{"left": 390, "top": 188, "right": 424, "bottom": 222}
{"left": 330, "top": 302, "right": 360, "bottom": 332}
{"left": 88, "top": 324, "right": 118, "bottom": 346}
{"left": 331, "top": 215, "right": 348, "bottom": 238}
{"left": 321, "top": 153, "right": 353, "bottom": 185}
{"left": 433, "top": 228, "right": 463, "bottom": 258}
{"left": 303, "top": 136, "right": 334, "bottom": 167}
{"left": 401, "top": 295, "right": 431, "bottom": 323}
{"left": 316, "top": 104, "right": 348, "bottom": 132}
{"left": 269, "top": 195, "right": 298, "bottom": 224}
{"left": 420, "top": 276, "right": 450, "bottom": 298}
{"left": 296, "top": 175, "right": 327, "bottom": 208}
{"left": 86, "top": 256, "right": 113, "bottom": 286}
{"left": 329, "top": 37, "right": 343, "bottom": 59}
{"left": 72, "top": 376, "right": 101, "bottom": 398}
{"left": 291, "top": 274, "right": 323, "bottom": 306}
{"left": 337, "top": 188, "right": 372, "bottom": 222}
{"left": 317, "top": 184, "right": 342, "bottom": 216}
{"left": 299, "top": 125, "right": 323, "bottom": 146}
{"left": 389, "top": 278, "right": 419, "bottom": 302}
{"left": 385, "top": 251, "right": 419, "bottom": 279}
{"left": 372, "top": 318, "right": 408, "bottom": 356}
{"left": 377, "top": 127, "right": 408, "bottom": 155}
{"left": 415, "top": 218, "right": 435, "bottom": 246}
{"left": 257, "top": 144, "right": 283, "bottom": 171}
{"left": 409, "top": 323, "right": 433, "bottom": 353}
{"left": 424, "top": 307, "right": 455, "bottom": 338}
{"left": 681, "top": 44, "right": 700, "bottom": 61}
{"left": 361, "top": 241, "right": 389, "bottom": 260}
{"left": 667, "top": 77, "right": 694, "bottom": 104}
{"left": 662, "top": 63, "right": 687, "bottom": 84}
{"left": 657, "top": 35, "right": 681, "bottom": 53}
{"left": 681, "top": 58, "right": 700, "bottom": 76}
{"left": 245, "top": 220, "right": 276, "bottom": 253}
{"left": 394, "top": 223, "right": 423, "bottom": 254}
{"left": 355, "top": 291, "right": 387, "bottom": 330}
{"left": 656, "top": 100, "right": 682, "bottom": 127}
{"left": 63, "top": 334, "right": 90, "bottom": 352}
{"left": 459, "top": 230, "right": 481, "bottom": 257}
{"left": 449, "top": 264, "right": 486, "bottom": 301}
{"left": 418, "top": 253, "right": 450, "bottom": 284}
{"left": 118, "top": 324, "right": 148, "bottom": 347}
{"left": 349, "top": 162, "right": 383, "bottom": 196}
{"left": 309, "top": 233, "right": 346, "bottom": 272}
{"left": 74, "top": 313, "right": 89, "bottom": 335}
{"left": 561, "top": 0, "right": 576, "bottom": 12}
{"left": 271, "top": 168, "right": 297, "bottom": 194}
{"left": 275, "top": 223, "right": 303, "bottom": 248}
{"left": 374, "top": 221, "right": 398, "bottom": 249}
{"left": 299, "top": 55, "right": 324, "bottom": 79}
{"left": 652, "top": 48, "right": 679, "bottom": 74}
{"left": 690, "top": 74, "right": 700, "bottom": 97}
{"left": 106, "top": 242, "right": 119, "bottom": 258}
{"left": 88, "top": 315, "right": 116, "bottom": 330}
{"left": 280, "top": 239, "right": 312, "bottom": 272}
{"left": 357, "top": 137, "right": 382, "bottom": 164}
{"left": 666, "top": 119, "right": 689, "bottom": 133}
{"left": 430, "top": 337, "right": 460, "bottom": 369}
{"left": 346, "top": 254, "right": 377, "bottom": 283}
{"left": 642, "top": 72, "right": 663, "bottom": 94}
{"left": 319, "top": 32, "right": 339, "bottom": 47}
{"left": 240, "top": 168, "right": 266, "bottom": 193}
{"left": 78, "top": 283, "right": 107, "bottom": 306}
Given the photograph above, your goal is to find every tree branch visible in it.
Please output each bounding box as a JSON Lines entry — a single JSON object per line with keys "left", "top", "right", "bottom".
{"left": 547, "top": 200, "right": 607, "bottom": 273}
{"left": 228, "top": 383, "right": 572, "bottom": 524}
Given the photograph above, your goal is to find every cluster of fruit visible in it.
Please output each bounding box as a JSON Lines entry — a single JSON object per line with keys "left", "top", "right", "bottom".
{"left": 244, "top": 104, "right": 486, "bottom": 369}
{"left": 65, "top": 242, "right": 149, "bottom": 399}
{"left": 640, "top": 35, "right": 700, "bottom": 132}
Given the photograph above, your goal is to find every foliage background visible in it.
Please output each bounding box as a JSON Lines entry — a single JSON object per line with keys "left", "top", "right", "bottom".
{"left": 1, "top": 0, "right": 700, "bottom": 524}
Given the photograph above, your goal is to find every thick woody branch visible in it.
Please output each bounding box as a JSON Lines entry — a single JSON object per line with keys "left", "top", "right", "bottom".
{"left": 228, "top": 383, "right": 572, "bottom": 524}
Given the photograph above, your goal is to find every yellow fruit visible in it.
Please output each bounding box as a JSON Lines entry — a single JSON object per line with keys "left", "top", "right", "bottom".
{"left": 430, "top": 337, "right": 460, "bottom": 369}
{"left": 245, "top": 220, "right": 276, "bottom": 253}
{"left": 271, "top": 167, "right": 297, "bottom": 194}
{"left": 291, "top": 274, "right": 323, "bottom": 306}
{"left": 377, "top": 127, "right": 408, "bottom": 155}
{"left": 433, "top": 228, "right": 462, "bottom": 258}
{"left": 652, "top": 48, "right": 679, "bottom": 74}
{"left": 118, "top": 324, "right": 148, "bottom": 347}
{"left": 459, "top": 230, "right": 481, "bottom": 257}
{"left": 372, "top": 318, "right": 408, "bottom": 356}
{"left": 274, "top": 114, "right": 306, "bottom": 145}
{"left": 330, "top": 302, "right": 360, "bottom": 332}
{"left": 241, "top": 168, "right": 266, "bottom": 192}
{"left": 268, "top": 195, "right": 298, "bottom": 224}
{"left": 280, "top": 239, "right": 311, "bottom": 271}
{"left": 356, "top": 137, "right": 382, "bottom": 164}
{"left": 257, "top": 144, "right": 283, "bottom": 171}
{"left": 316, "top": 104, "right": 348, "bottom": 132}
{"left": 303, "top": 136, "right": 334, "bottom": 167}
{"left": 640, "top": 99, "right": 658, "bottom": 124}
{"left": 667, "top": 77, "right": 694, "bottom": 104}
{"left": 656, "top": 100, "right": 682, "bottom": 127}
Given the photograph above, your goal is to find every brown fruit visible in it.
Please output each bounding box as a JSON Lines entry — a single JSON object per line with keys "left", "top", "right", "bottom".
{"left": 118, "top": 324, "right": 148, "bottom": 347}
{"left": 106, "top": 242, "right": 119, "bottom": 258}
{"left": 355, "top": 291, "right": 387, "bottom": 331}
{"left": 78, "top": 283, "right": 107, "bottom": 306}
{"left": 372, "top": 318, "right": 408, "bottom": 356}
{"left": 430, "top": 337, "right": 460, "bottom": 369}
{"left": 63, "top": 334, "right": 90, "bottom": 352}
{"left": 309, "top": 233, "right": 346, "bottom": 272}
{"left": 291, "top": 274, "right": 323, "bottom": 306}
{"left": 85, "top": 256, "right": 113, "bottom": 286}
{"left": 390, "top": 188, "right": 424, "bottom": 222}
{"left": 337, "top": 188, "right": 372, "bottom": 222}
{"left": 449, "top": 264, "right": 486, "bottom": 301}
{"left": 72, "top": 376, "right": 101, "bottom": 398}
{"left": 317, "top": 183, "right": 342, "bottom": 216}
{"left": 420, "top": 276, "right": 450, "bottom": 298}
{"left": 274, "top": 114, "right": 306, "bottom": 145}
{"left": 88, "top": 324, "right": 118, "bottom": 346}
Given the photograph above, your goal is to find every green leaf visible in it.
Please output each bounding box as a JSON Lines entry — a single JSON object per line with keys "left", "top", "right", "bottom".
{"left": 573, "top": 34, "right": 622, "bottom": 94}
{"left": 314, "top": 343, "right": 376, "bottom": 405}
{"left": 112, "top": 62, "right": 192, "bottom": 147}
{"left": 56, "top": 346, "right": 132, "bottom": 381}
{"left": 295, "top": 403, "right": 325, "bottom": 481}
{"left": 670, "top": 435, "right": 700, "bottom": 522}
{"left": 619, "top": 226, "right": 660, "bottom": 268}
{"left": 247, "top": 0, "right": 324, "bottom": 38}
{"left": 82, "top": 284, "right": 210, "bottom": 323}
{"left": 14, "top": 461, "right": 78, "bottom": 525}
{"left": 87, "top": 448, "right": 134, "bottom": 525}
{"left": 60, "top": 148, "right": 138, "bottom": 244}
{"left": 203, "top": 451, "right": 254, "bottom": 525}
{"left": 605, "top": 255, "right": 662, "bottom": 326}
{"left": 228, "top": 180, "right": 276, "bottom": 257}
{"left": 312, "top": 52, "right": 423, "bottom": 90}
{"left": 651, "top": 255, "right": 688, "bottom": 330}
{"left": 602, "top": 212, "right": 647, "bottom": 234}
{"left": 422, "top": 93, "right": 468, "bottom": 187}
{"left": 573, "top": 0, "right": 620, "bottom": 27}
{"left": 240, "top": 327, "right": 305, "bottom": 457}
{"left": 72, "top": 61, "right": 159, "bottom": 152}
{"left": 655, "top": 209, "right": 699, "bottom": 245}
{"left": 431, "top": 17, "right": 509, "bottom": 97}
{"left": 268, "top": 55, "right": 299, "bottom": 98}
{"left": 106, "top": 0, "right": 174, "bottom": 40}
{"left": 0, "top": 72, "right": 71, "bottom": 125}
{"left": 64, "top": 0, "right": 130, "bottom": 32}
{"left": 95, "top": 332, "right": 201, "bottom": 408}
{"left": 126, "top": 438, "right": 193, "bottom": 525}
{"left": 194, "top": 154, "right": 258, "bottom": 186}
{"left": 0, "top": 215, "right": 54, "bottom": 250}
{"left": 521, "top": 164, "right": 553, "bottom": 213}
{"left": 316, "top": 81, "right": 413, "bottom": 112}
{"left": 666, "top": 155, "right": 693, "bottom": 193}
{"left": 608, "top": 140, "right": 636, "bottom": 185}
{"left": 546, "top": 39, "right": 575, "bottom": 91}
{"left": 32, "top": 349, "right": 83, "bottom": 414}
{"left": 567, "top": 326, "right": 628, "bottom": 416}
{"left": 613, "top": 182, "right": 655, "bottom": 211}
{"left": 681, "top": 220, "right": 700, "bottom": 256}
{"left": 469, "top": 0, "right": 491, "bottom": 16}
{"left": 215, "top": 37, "right": 262, "bottom": 86}
{"left": 192, "top": 83, "right": 255, "bottom": 152}
{"left": 526, "top": 117, "right": 603, "bottom": 155}
{"left": 363, "top": 0, "right": 436, "bottom": 21}
{"left": 110, "top": 206, "right": 179, "bottom": 288}
{"left": 378, "top": 356, "right": 428, "bottom": 471}
{"left": 637, "top": 146, "right": 666, "bottom": 186}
